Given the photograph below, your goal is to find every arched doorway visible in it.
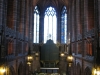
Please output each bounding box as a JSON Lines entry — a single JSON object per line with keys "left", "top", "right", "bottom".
{"left": 76, "top": 63, "right": 81, "bottom": 75}
{"left": 84, "top": 67, "right": 91, "bottom": 75}
{"left": 6, "top": 66, "right": 15, "bottom": 75}
{"left": 18, "top": 62, "right": 24, "bottom": 75}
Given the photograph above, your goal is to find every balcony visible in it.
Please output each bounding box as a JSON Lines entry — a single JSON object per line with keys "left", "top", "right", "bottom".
{"left": 84, "top": 29, "right": 95, "bottom": 38}
{"left": 5, "top": 27, "right": 26, "bottom": 41}
{"left": 5, "top": 27, "right": 16, "bottom": 38}
{"left": 77, "top": 34, "right": 82, "bottom": 41}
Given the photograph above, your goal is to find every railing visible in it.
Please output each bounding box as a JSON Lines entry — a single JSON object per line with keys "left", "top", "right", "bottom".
{"left": 99, "top": 28, "right": 100, "bottom": 32}
{"left": 6, "top": 54, "right": 15, "bottom": 62}
{"left": 72, "top": 29, "right": 95, "bottom": 42}
{"left": 25, "top": 36, "right": 28, "bottom": 41}
{"left": 84, "top": 28, "right": 95, "bottom": 38}
{"left": 5, "top": 27, "right": 16, "bottom": 38}
{"left": 0, "top": 25, "right": 2, "bottom": 32}
{"left": 72, "top": 37, "right": 75, "bottom": 42}
{"left": 5, "top": 27, "right": 29, "bottom": 41}
{"left": 76, "top": 34, "right": 82, "bottom": 41}
{"left": 17, "top": 32, "right": 24, "bottom": 40}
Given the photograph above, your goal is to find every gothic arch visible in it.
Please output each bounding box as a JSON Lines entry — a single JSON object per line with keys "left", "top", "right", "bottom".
{"left": 6, "top": 66, "right": 15, "bottom": 75}
{"left": 7, "top": 39, "right": 14, "bottom": 55}
{"left": 18, "top": 62, "right": 24, "bottom": 75}
{"left": 71, "top": 63, "right": 76, "bottom": 75}
{"left": 76, "top": 63, "right": 81, "bottom": 75}
{"left": 87, "top": 0, "right": 94, "bottom": 30}
{"left": 84, "top": 67, "right": 91, "bottom": 75}
{"left": 7, "top": 0, "right": 14, "bottom": 29}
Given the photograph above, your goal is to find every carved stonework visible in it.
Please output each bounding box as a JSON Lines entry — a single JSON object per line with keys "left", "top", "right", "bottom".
{"left": 56, "top": 41, "right": 61, "bottom": 47}
{"left": 84, "top": 29, "right": 95, "bottom": 38}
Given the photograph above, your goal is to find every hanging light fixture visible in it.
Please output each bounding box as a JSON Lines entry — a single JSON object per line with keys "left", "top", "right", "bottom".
{"left": 35, "top": 52, "right": 39, "bottom": 60}
{"left": 35, "top": 52, "right": 39, "bottom": 57}
{"left": 92, "top": 67, "right": 100, "bottom": 75}
{"left": 92, "top": 0, "right": 100, "bottom": 74}
{"left": 26, "top": 47, "right": 33, "bottom": 66}
{"left": 92, "top": 31, "right": 100, "bottom": 74}
{"left": 0, "top": 66, "right": 6, "bottom": 74}
{"left": 66, "top": 44, "right": 73, "bottom": 67}
{"left": 0, "top": 26, "right": 6, "bottom": 74}
{"left": 92, "top": 35, "right": 100, "bottom": 75}
{"left": 0, "top": 26, "right": 6, "bottom": 62}
{"left": 66, "top": 33, "right": 73, "bottom": 67}
{"left": 92, "top": 40, "right": 100, "bottom": 75}
{"left": 60, "top": 52, "right": 65, "bottom": 61}
{"left": 60, "top": 52, "right": 65, "bottom": 57}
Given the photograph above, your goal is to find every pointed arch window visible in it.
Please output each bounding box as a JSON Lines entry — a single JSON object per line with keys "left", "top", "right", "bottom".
{"left": 44, "top": 6, "right": 57, "bottom": 43}
{"left": 33, "top": 6, "right": 40, "bottom": 43}
{"left": 61, "top": 6, "right": 67, "bottom": 43}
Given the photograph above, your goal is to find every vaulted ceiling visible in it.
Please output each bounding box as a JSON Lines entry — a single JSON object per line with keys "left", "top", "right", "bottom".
{"left": 32, "top": 0, "right": 69, "bottom": 11}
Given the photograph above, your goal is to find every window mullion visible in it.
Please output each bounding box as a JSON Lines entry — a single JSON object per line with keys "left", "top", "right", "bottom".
{"left": 33, "top": 6, "right": 39, "bottom": 43}
{"left": 44, "top": 6, "right": 57, "bottom": 43}
{"left": 52, "top": 16, "right": 53, "bottom": 40}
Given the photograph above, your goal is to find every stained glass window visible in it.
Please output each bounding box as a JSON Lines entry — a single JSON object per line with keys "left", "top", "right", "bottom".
{"left": 61, "top": 6, "right": 67, "bottom": 43}
{"left": 44, "top": 6, "right": 57, "bottom": 43}
{"left": 33, "top": 6, "right": 40, "bottom": 43}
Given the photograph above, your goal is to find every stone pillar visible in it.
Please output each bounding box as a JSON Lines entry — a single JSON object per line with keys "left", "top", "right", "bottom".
{"left": 21, "top": 0, "right": 25, "bottom": 54}
{"left": 98, "top": 0, "right": 100, "bottom": 29}
{"left": 71, "top": 0, "right": 75, "bottom": 42}
{"left": 0, "top": 0, "right": 3, "bottom": 27}
{"left": 76, "top": 0, "right": 80, "bottom": 35}
{"left": 39, "top": 10, "right": 44, "bottom": 43}
{"left": 57, "top": 8, "right": 61, "bottom": 43}
{"left": 84, "top": 0, "right": 88, "bottom": 32}
{"left": 81, "top": 0, "right": 85, "bottom": 74}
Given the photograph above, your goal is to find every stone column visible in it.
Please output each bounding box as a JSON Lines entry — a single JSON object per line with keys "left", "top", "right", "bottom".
{"left": 0, "top": 0, "right": 3, "bottom": 27}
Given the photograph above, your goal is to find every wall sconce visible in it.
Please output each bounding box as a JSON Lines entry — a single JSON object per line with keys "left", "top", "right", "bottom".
{"left": 67, "top": 55, "right": 73, "bottom": 67}
{"left": 35, "top": 52, "right": 39, "bottom": 60}
{"left": 60, "top": 52, "right": 65, "bottom": 61}
{"left": 60, "top": 52, "right": 65, "bottom": 57}
{"left": 66, "top": 43, "right": 73, "bottom": 67}
{"left": 0, "top": 66, "right": 6, "bottom": 74}
{"left": 26, "top": 55, "right": 33, "bottom": 65}
{"left": 92, "top": 3, "right": 100, "bottom": 74}
{"left": 92, "top": 67, "right": 100, "bottom": 75}
{"left": 35, "top": 52, "right": 39, "bottom": 57}
{"left": 26, "top": 47, "right": 33, "bottom": 66}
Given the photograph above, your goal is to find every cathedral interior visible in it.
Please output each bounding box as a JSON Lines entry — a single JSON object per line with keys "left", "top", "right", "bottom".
{"left": 0, "top": 0, "right": 100, "bottom": 75}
